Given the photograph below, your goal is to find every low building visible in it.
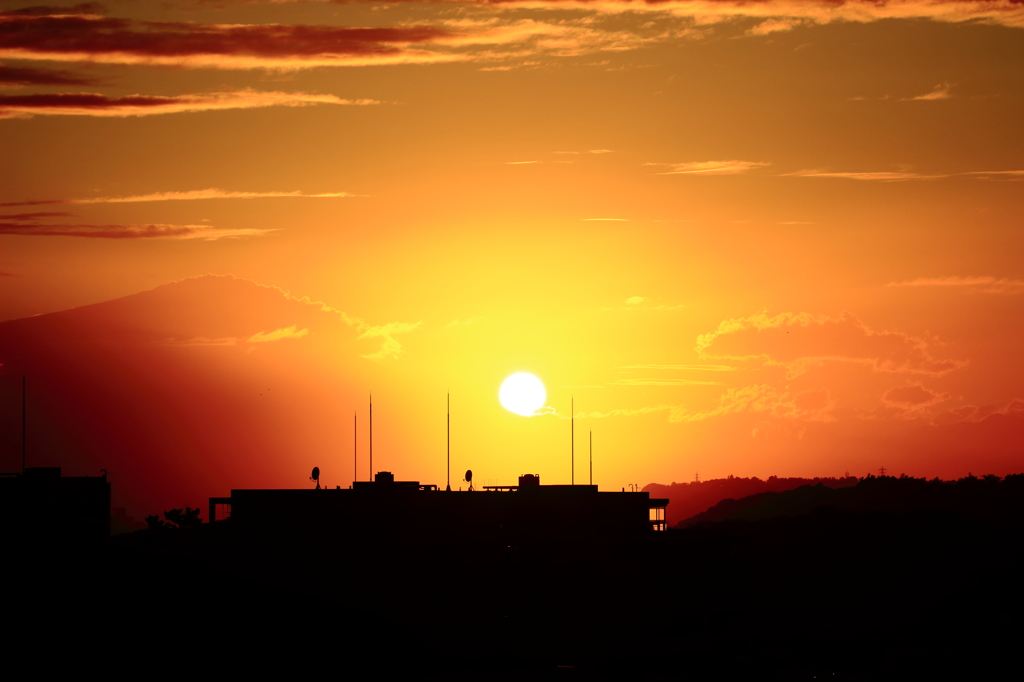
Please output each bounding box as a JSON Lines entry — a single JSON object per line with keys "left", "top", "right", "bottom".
{"left": 0, "top": 467, "right": 111, "bottom": 545}
{"left": 212, "top": 472, "right": 668, "bottom": 545}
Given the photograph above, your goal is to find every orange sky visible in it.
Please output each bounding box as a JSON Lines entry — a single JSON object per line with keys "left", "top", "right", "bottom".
{"left": 1, "top": 1, "right": 1023, "bottom": 513}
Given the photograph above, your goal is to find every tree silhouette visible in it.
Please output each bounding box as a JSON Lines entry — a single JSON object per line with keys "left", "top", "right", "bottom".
{"left": 145, "top": 507, "right": 202, "bottom": 530}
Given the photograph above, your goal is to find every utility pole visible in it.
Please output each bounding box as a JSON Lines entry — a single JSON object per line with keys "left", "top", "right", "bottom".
{"left": 571, "top": 395, "right": 574, "bottom": 485}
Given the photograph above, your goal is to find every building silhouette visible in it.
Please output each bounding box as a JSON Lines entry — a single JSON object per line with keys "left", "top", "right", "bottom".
{"left": 0, "top": 467, "right": 110, "bottom": 545}
{"left": 211, "top": 471, "right": 668, "bottom": 544}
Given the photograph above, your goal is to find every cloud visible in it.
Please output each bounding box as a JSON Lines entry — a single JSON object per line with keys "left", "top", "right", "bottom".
{"left": 933, "top": 398, "right": 1024, "bottom": 425}
{"left": 886, "top": 276, "right": 1024, "bottom": 294}
{"left": 646, "top": 160, "right": 769, "bottom": 175}
{"left": 610, "top": 378, "right": 721, "bottom": 386}
{"left": 668, "top": 384, "right": 835, "bottom": 426}
{"left": 962, "top": 170, "right": 1024, "bottom": 179}
{"left": 361, "top": 0, "right": 1024, "bottom": 31}
{"left": 564, "top": 404, "right": 680, "bottom": 420}
{"left": 619, "top": 364, "right": 736, "bottom": 371}
{"left": 0, "top": 220, "right": 271, "bottom": 240}
{"left": 506, "top": 160, "right": 539, "bottom": 164}
{"left": 785, "top": 169, "right": 947, "bottom": 181}
{"left": 0, "top": 63, "right": 96, "bottom": 86}
{"left": 0, "top": 90, "right": 377, "bottom": 119}
{"left": 788, "top": 168, "right": 1024, "bottom": 181}
{"left": 1, "top": 189, "right": 353, "bottom": 208}
{"left": 0, "top": 8, "right": 464, "bottom": 70}
{"left": 883, "top": 384, "right": 950, "bottom": 407}
{"left": 246, "top": 325, "right": 309, "bottom": 343}
{"left": 625, "top": 296, "right": 646, "bottom": 305}
{"left": 695, "top": 310, "right": 967, "bottom": 377}
{"left": 747, "top": 18, "right": 806, "bottom": 35}
{"left": 13, "top": 2, "right": 1016, "bottom": 80}
{"left": 904, "top": 82, "right": 952, "bottom": 101}
{"left": 358, "top": 321, "right": 423, "bottom": 360}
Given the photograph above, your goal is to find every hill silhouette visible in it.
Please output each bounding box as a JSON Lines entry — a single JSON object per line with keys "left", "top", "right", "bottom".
{"left": 678, "top": 472, "right": 1024, "bottom": 526}
{"left": 0, "top": 275, "right": 369, "bottom": 516}
{"left": 644, "top": 474, "right": 859, "bottom": 526}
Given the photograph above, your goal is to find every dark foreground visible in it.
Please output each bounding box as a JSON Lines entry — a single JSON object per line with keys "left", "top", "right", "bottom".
{"left": 8, "top": 476, "right": 1023, "bottom": 680}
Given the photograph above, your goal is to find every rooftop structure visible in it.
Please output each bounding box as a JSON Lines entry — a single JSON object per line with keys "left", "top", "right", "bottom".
{"left": 212, "top": 471, "right": 668, "bottom": 545}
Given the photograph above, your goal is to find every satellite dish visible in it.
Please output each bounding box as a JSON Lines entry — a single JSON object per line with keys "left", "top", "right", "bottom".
{"left": 465, "top": 469, "right": 472, "bottom": 483}
{"left": 311, "top": 466, "right": 320, "bottom": 484}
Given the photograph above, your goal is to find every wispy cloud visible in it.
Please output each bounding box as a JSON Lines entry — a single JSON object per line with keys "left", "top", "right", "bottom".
{"left": 625, "top": 296, "right": 646, "bottom": 306}
{"left": 246, "top": 325, "right": 309, "bottom": 344}
{"left": 1, "top": 189, "right": 353, "bottom": 208}
{"left": 696, "top": 310, "right": 967, "bottom": 377}
{"left": 0, "top": 8, "right": 463, "bottom": 70}
{"left": 358, "top": 321, "right": 423, "bottom": 360}
{"left": 610, "top": 378, "right": 721, "bottom": 386}
{"left": 646, "top": 160, "right": 769, "bottom": 176}
{"left": 747, "top": 18, "right": 806, "bottom": 35}
{"left": 0, "top": 221, "right": 271, "bottom": 240}
{"left": 0, "top": 63, "right": 97, "bottom": 86}
{"left": 619, "top": 364, "right": 737, "bottom": 371}
{"left": 785, "top": 169, "right": 947, "bottom": 181}
{"left": 0, "top": 90, "right": 378, "bottom": 119}
{"left": 887, "top": 276, "right": 1024, "bottom": 294}
{"left": 904, "top": 82, "right": 952, "bottom": 101}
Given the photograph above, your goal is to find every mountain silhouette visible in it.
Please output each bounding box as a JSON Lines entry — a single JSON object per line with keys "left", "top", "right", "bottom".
{"left": 0, "top": 275, "right": 369, "bottom": 516}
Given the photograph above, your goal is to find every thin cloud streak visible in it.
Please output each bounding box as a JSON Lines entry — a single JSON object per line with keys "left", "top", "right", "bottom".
{"left": 610, "top": 378, "right": 721, "bottom": 386}
{"left": 0, "top": 9, "right": 464, "bottom": 70}
{"left": 1, "top": 189, "right": 353, "bottom": 208}
{"left": 619, "top": 364, "right": 737, "bottom": 371}
{"left": 0, "top": 90, "right": 378, "bottom": 119}
{"left": 647, "top": 160, "right": 769, "bottom": 175}
{"left": 904, "top": 82, "right": 952, "bottom": 100}
{"left": 887, "top": 276, "right": 1024, "bottom": 294}
{"left": 0, "top": 221, "right": 273, "bottom": 240}
{"left": 785, "top": 170, "right": 948, "bottom": 181}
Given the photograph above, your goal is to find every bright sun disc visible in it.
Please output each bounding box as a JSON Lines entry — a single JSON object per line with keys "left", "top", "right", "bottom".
{"left": 499, "top": 373, "right": 546, "bottom": 416}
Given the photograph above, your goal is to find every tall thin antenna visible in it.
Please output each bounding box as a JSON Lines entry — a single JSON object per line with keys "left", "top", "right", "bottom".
{"left": 354, "top": 411, "right": 357, "bottom": 485}
{"left": 589, "top": 430, "right": 592, "bottom": 486}
{"left": 446, "top": 393, "right": 451, "bottom": 492}
{"left": 571, "top": 395, "right": 574, "bottom": 486}
{"left": 369, "top": 392, "right": 373, "bottom": 481}
{"left": 22, "top": 375, "right": 26, "bottom": 474}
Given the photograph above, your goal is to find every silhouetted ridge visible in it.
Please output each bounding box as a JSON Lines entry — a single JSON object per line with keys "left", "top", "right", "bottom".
{"left": 644, "top": 474, "right": 859, "bottom": 526}
{"left": 677, "top": 472, "right": 1024, "bottom": 527}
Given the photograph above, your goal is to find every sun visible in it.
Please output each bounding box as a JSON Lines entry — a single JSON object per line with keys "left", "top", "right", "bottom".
{"left": 499, "top": 373, "right": 546, "bottom": 416}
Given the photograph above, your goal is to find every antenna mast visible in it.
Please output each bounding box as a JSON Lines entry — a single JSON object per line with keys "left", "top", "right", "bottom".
{"left": 446, "top": 393, "right": 451, "bottom": 492}
{"left": 354, "top": 411, "right": 357, "bottom": 485}
{"left": 571, "top": 395, "right": 574, "bottom": 486}
{"left": 589, "top": 430, "right": 592, "bottom": 486}
{"left": 369, "top": 392, "right": 373, "bottom": 480}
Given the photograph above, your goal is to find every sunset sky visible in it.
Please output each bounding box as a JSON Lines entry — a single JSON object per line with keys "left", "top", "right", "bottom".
{"left": 1, "top": 1, "right": 1022, "bottom": 514}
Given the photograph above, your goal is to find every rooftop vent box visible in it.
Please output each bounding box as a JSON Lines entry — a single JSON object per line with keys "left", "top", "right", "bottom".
{"left": 518, "top": 474, "right": 540, "bottom": 487}
{"left": 374, "top": 471, "right": 395, "bottom": 484}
